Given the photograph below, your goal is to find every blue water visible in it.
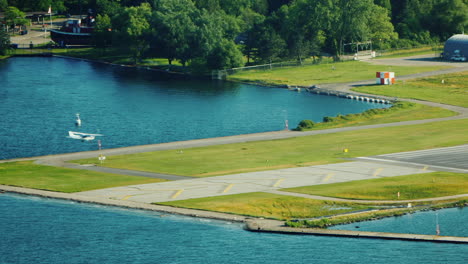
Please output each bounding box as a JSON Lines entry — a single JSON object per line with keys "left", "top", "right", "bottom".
{"left": 330, "top": 207, "right": 468, "bottom": 237}
{"left": 0, "top": 57, "right": 388, "bottom": 159}
{"left": 1, "top": 193, "right": 467, "bottom": 264}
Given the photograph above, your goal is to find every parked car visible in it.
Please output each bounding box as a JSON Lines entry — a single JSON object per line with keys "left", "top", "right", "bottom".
{"left": 451, "top": 55, "right": 466, "bottom": 62}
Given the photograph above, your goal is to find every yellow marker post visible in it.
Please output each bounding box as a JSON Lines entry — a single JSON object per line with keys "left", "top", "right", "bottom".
{"left": 171, "top": 189, "right": 184, "bottom": 199}
{"left": 223, "top": 184, "right": 234, "bottom": 193}
{"left": 273, "top": 179, "right": 284, "bottom": 188}
{"left": 343, "top": 148, "right": 349, "bottom": 153}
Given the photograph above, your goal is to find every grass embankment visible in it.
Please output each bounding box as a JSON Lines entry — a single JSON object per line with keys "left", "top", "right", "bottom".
{"left": 73, "top": 118, "right": 468, "bottom": 177}
{"left": 52, "top": 48, "right": 183, "bottom": 70}
{"left": 353, "top": 71, "right": 468, "bottom": 107}
{"left": 283, "top": 172, "right": 468, "bottom": 200}
{"left": 227, "top": 60, "right": 449, "bottom": 86}
{"left": 159, "top": 172, "right": 468, "bottom": 223}
{"left": 157, "top": 192, "right": 373, "bottom": 220}
{"left": 0, "top": 161, "right": 165, "bottom": 193}
{"left": 285, "top": 199, "right": 468, "bottom": 228}
{"left": 294, "top": 101, "right": 455, "bottom": 131}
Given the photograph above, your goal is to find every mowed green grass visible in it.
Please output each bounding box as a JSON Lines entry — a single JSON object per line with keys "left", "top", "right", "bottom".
{"left": 353, "top": 71, "right": 468, "bottom": 107}
{"left": 0, "top": 161, "right": 165, "bottom": 193}
{"left": 227, "top": 60, "right": 449, "bottom": 86}
{"left": 377, "top": 46, "right": 441, "bottom": 59}
{"left": 157, "top": 192, "right": 371, "bottom": 220}
{"left": 73, "top": 118, "right": 468, "bottom": 177}
{"left": 300, "top": 101, "right": 455, "bottom": 131}
{"left": 282, "top": 172, "right": 468, "bottom": 200}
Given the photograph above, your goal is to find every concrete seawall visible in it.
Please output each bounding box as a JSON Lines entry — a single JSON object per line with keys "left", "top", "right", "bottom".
{"left": 0, "top": 185, "right": 248, "bottom": 223}
{"left": 2, "top": 184, "right": 468, "bottom": 244}
{"left": 245, "top": 220, "right": 468, "bottom": 244}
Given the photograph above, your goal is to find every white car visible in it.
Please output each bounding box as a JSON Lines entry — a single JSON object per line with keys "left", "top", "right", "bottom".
{"left": 451, "top": 55, "right": 466, "bottom": 62}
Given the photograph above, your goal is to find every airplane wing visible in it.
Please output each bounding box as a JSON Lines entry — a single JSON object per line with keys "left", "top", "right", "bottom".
{"left": 69, "top": 131, "right": 103, "bottom": 137}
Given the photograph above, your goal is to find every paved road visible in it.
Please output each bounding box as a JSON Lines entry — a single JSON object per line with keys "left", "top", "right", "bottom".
{"left": 357, "top": 144, "right": 468, "bottom": 172}
{"left": 76, "top": 161, "right": 435, "bottom": 203}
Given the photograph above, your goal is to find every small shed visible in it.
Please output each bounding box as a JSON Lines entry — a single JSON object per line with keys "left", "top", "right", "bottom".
{"left": 376, "top": 72, "right": 395, "bottom": 85}
{"left": 443, "top": 34, "right": 468, "bottom": 61}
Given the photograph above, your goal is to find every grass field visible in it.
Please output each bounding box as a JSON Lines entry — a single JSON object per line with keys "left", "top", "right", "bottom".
{"left": 227, "top": 60, "right": 449, "bottom": 86}
{"left": 282, "top": 172, "right": 468, "bottom": 200}
{"left": 157, "top": 192, "right": 372, "bottom": 220}
{"left": 158, "top": 172, "right": 468, "bottom": 221}
{"left": 72, "top": 118, "right": 468, "bottom": 177}
{"left": 295, "top": 101, "right": 455, "bottom": 131}
{"left": 377, "top": 46, "right": 442, "bottom": 59}
{"left": 0, "top": 161, "right": 165, "bottom": 193}
{"left": 352, "top": 71, "right": 468, "bottom": 107}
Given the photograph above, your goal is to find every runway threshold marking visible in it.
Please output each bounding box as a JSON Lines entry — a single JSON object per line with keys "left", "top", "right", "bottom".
{"left": 322, "top": 173, "right": 334, "bottom": 183}
{"left": 122, "top": 195, "right": 133, "bottom": 200}
{"left": 223, "top": 184, "right": 234, "bottom": 193}
{"left": 373, "top": 168, "right": 383, "bottom": 177}
{"left": 171, "top": 189, "right": 184, "bottom": 199}
{"left": 273, "top": 179, "right": 284, "bottom": 187}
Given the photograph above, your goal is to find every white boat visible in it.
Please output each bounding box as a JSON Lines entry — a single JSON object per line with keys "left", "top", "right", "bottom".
{"left": 68, "top": 131, "right": 103, "bottom": 141}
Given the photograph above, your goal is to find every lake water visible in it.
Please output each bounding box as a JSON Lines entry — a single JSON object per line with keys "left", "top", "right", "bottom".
{"left": 0, "top": 57, "right": 388, "bottom": 159}
{"left": 0, "top": 193, "right": 466, "bottom": 264}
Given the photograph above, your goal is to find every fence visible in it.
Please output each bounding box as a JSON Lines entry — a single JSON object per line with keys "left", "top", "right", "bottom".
{"left": 212, "top": 44, "right": 444, "bottom": 80}
{"left": 213, "top": 56, "right": 352, "bottom": 80}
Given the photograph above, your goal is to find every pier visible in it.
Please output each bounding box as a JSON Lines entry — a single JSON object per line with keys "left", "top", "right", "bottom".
{"left": 304, "top": 86, "right": 394, "bottom": 104}
{"left": 245, "top": 220, "right": 468, "bottom": 244}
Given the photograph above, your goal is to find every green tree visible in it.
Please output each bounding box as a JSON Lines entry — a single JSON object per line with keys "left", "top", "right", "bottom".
{"left": 205, "top": 38, "right": 243, "bottom": 70}
{"left": 113, "top": 3, "right": 152, "bottom": 64}
{"left": 368, "top": 4, "right": 398, "bottom": 49}
{"left": 3, "top": 6, "right": 28, "bottom": 33}
{"left": 250, "top": 23, "right": 286, "bottom": 63}
{"left": 284, "top": 0, "right": 332, "bottom": 62}
{"left": 0, "top": 28, "right": 11, "bottom": 55}
{"left": 151, "top": 0, "right": 201, "bottom": 66}
{"left": 92, "top": 13, "right": 112, "bottom": 48}
{"left": 96, "top": 0, "right": 121, "bottom": 16}
{"left": 328, "top": 0, "right": 374, "bottom": 58}
{"left": 428, "top": 0, "right": 468, "bottom": 40}
{"left": 0, "top": 0, "right": 8, "bottom": 11}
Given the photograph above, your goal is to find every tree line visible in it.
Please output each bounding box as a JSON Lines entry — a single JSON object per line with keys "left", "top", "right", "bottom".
{"left": 1, "top": 0, "right": 467, "bottom": 69}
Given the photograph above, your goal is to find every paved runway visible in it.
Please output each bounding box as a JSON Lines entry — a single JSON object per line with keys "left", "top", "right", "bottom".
{"left": 77, "top": 161, "right": 434, "bottom": 203}
{"left": 357, "top": 145, "right": 468, "bottom": 172}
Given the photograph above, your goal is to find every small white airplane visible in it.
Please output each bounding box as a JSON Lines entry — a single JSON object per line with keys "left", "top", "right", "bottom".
{"left": 68, "top": 131, "right": 103, "bottom": 141}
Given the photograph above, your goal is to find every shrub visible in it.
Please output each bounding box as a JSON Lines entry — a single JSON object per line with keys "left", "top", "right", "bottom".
{"left": 295, "top": 120, "right": 315, "bottom": 131}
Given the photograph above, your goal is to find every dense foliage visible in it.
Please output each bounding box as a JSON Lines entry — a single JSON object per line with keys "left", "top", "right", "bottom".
{"left": 0, "top": 28, "right": 11, "bottom": 55}
{"left": 2, "top": 0, "right": 467, "bottom": 70}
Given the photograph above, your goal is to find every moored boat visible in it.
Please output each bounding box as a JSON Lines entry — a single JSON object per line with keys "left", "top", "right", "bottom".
{"left": 50, "top": 17, "right": 94, "bottom": 46}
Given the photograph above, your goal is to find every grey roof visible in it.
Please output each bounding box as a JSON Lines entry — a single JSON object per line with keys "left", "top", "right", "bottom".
{"left": 443, "top": 34, "right": 468, "bottom": 60}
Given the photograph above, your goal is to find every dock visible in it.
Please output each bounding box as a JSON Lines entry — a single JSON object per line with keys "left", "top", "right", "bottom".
{"left": 245, "top": 220, "right": 468, "bottom": 244}
{"left": 305, "top": 86, "right": 394, "bottom": 104}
